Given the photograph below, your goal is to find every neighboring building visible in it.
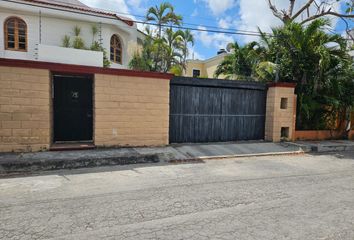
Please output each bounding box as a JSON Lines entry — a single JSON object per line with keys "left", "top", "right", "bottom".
{"left": 0, "top": 0, "right": 143, "bottom": 68}
{"left": 184, "top": 50, "right": 230, "bottom": 79}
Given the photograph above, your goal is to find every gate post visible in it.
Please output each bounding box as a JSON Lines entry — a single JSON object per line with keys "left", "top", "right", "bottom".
{"left": 265, "top": 83, "right": 296, "bottom": 142}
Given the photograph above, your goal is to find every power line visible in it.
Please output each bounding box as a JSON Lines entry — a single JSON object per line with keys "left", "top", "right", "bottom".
{"left": 2, "top": 0, "right": 353, "bottom": 41}
{"left": 2, "top": 0, "right": 268, "bottom": 36}
{"left": 26, "top": 0, "right": 268, "bottom": 35}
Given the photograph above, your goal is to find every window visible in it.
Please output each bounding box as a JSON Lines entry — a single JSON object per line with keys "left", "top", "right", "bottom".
{"left": 280, "top": 98, "right": 288, "bottom": 109}
{"left": 193, "top": 69, "right": 201, "bottom": 78}
{"left": 110, "top": 35, "right": 122, "bottom": 64}
{"left": 4, "top": 17, "right": 27, "bottom": 51}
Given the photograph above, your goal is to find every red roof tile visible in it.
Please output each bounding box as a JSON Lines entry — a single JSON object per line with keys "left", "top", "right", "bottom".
{"left": 21, "top": 0, "right": 134, "bottom": 26}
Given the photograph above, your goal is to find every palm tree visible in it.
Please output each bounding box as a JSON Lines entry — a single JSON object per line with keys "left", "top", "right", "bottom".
{"left": 163, "top": 28, "right": 183, "bottom": 72}
{"left": 259, "top": 19, "right": 352, "bottom": 130}
{"left": 146, "top": 2, "right": 182, "bottom": 38}
{"left": 214, "top": 42, "right": 261, "bottom": 80}
{"left": 179, "top": 29, "right": 194, "bottom": 69}
{"left": 146, "top": 2, "right": 183, "bottom": 71}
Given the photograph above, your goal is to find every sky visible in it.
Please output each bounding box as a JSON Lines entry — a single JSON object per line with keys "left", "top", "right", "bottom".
{"left": 80, "top": 0, "right": 353, "bottom": 60}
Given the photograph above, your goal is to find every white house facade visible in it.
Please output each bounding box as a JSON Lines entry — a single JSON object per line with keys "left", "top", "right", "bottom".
{"left": 0, "top": 0, "right": 143, "bottom": 68}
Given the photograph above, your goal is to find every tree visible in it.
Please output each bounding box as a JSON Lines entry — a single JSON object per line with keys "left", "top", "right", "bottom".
{"left": 130, "top": 2, "right": 192, "bottom": 74}
{"left": 214, "top": 42, "right": 264, "bottom": 80}
{"left": 146, "top": 2, "right": 182, "bottom": 38}
{"left": 267, "top": 0, "right": 354, "bottom": 39}
{"left": 146, "top": 2, "right": 183, "bottom": 71}
{"left": 267, "top": 0, "right": 354, "bottom": 23}
{"left": 259, "top": 19, "right": 353, "bottom": 129}
{"left": 179, "top": 30, "right": 195, "bottom": 70}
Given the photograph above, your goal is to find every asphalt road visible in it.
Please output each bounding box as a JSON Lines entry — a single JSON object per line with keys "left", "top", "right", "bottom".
{"left": 1, "top": 151, "right": 354, "bottom": 240}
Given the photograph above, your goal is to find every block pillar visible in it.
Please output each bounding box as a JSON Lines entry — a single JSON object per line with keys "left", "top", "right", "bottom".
{"left": 265, "top": 83, "right": 297, "bottom": 142}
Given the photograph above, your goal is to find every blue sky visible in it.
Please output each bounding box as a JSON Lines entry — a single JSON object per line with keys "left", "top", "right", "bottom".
{"left": 81, "top": 0, "right": 353, "bottom": 60}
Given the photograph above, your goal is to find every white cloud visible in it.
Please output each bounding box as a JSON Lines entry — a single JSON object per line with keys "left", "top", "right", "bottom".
{"left": 80, "top": 0, "right": 148, "bottom": 30}
{"left": 80, "top": 0, "right": 130, "bottom": 15}
{"left": 188, "top": 46, "right": 205, "bottom": 60}
{"left": 226, "top": 0, "right": 341, "bottom": 43}
{"left": 195, "top": 27, "right": 234, "bottom": 50}
{"left": 191, "top": 9, "right": 199, "bottom": 17}
{"left": 218, "top": 18, "right": 230, "bottom": 29}
{"left": 201, "top": 0, "right": 237, "bottom": 16}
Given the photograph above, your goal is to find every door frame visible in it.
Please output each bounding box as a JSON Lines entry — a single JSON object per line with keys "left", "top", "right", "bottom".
{"left": 51, "top": 72, "right": 94, "bottom": 144}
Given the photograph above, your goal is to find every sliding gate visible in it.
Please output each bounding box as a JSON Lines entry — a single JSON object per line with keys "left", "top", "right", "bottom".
{"left": 169, "top": 77, "right": 267, "bottom": 143}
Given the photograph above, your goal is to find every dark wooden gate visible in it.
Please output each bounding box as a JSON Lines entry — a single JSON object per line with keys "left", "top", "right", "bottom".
{"left": 53, "top": 74, "right": 93, "bottom": 142}
{"left": 170, "top": 77, "right": 267, "bottom": 143}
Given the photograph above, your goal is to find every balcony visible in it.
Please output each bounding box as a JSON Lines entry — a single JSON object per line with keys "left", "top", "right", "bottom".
{"left": 37, "top": 44, "right": 103, "bottom": 67}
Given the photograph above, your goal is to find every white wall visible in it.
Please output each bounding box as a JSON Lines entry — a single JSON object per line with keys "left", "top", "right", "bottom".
{"left": 0, "top": 9, "right": 39, "bottom": 60}
{"left": 0, "top": 1, "right": 140, "bottom": 68}
{"left": 38, "top": 44, "right": 103, "bottom": 67}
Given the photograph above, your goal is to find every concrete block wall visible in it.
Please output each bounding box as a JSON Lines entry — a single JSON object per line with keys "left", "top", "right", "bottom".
{"left": 0, "top": 66, "right": 51, "bottom": 152}
{"left": 265, "top": 83, "right": 296, "bottom": 142}
{"left": 94, "top": 74, "right": 170, "bottom": 147}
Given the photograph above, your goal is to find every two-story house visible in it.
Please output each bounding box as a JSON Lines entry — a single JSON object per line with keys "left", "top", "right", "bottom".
{"left": 0, "top": 0, "right": 144, "bottom": 68}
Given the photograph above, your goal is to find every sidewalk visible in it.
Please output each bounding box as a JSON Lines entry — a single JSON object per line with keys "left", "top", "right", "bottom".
{"left": 0, "top": 142, "right": 302, "bottom": 174}
{"left": 287, "top": 140, "right": 354, "bottom": 153}
{"left": 0, "top": 140, "right": 352, "bottom": 174}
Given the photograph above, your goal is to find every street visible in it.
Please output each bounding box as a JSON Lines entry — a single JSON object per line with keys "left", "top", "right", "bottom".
{"left": 1, "top": 152, "right": 354, "bottom": 240}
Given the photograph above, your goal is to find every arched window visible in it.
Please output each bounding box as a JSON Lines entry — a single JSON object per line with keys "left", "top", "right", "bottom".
{"left": 110, "top": 35, "right": 122, "bottom": 64}
{"left": 4, "top": 17, "right": 27, "bottom": 51}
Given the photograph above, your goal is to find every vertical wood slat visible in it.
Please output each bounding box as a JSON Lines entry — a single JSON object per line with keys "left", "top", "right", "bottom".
{"left": 169, "top": 77, "right": 267, "bottom": 143}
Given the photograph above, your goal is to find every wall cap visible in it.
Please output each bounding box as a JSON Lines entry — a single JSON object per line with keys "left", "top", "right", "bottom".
{"left": 0, "top": 58, "right": 173, "bottom": 80}
{"left": 268, "top": 82, "right": 296, "bottom": 88}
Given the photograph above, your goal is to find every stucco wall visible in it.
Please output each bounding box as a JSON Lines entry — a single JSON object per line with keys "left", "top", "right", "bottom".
{"left": 94, "top": 74, "right": 170, "bottom": 147}
{"left": 184, "top": 53, "right": 229, "bottom": 79}
{"left": 0, "top": 66, "right": 50, "bottom": 152}
{"left": 204, "top": 57, "right": 225, "bottom": 79}
{"left": 0, "top": 3, "right": 140, "bottom": 69}
{"left": 185, "top": 61, "right": 206, "bottom": 78}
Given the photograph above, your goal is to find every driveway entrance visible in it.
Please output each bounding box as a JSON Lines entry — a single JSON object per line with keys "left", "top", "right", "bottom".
{"left": 170, "top": 77, "right": 267, "bottom": 143}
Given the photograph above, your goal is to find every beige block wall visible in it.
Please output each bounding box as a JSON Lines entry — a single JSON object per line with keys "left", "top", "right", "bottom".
{"left": 94, "top": 74, "right": 170, "bottom": 147}
{"left": 265, "top": 86, "right": 296, "bottom": 142}
{"left": 0, "top": 66, "right": 51, "bottom": 152}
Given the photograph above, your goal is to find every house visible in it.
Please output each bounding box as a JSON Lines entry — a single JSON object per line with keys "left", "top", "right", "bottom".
{"left": 184, "top": 49, "right": 230, "bottom": 79}
{"left": 0, "top": 0, "right": 144, "bottom": 68}
{"left": 0, "top": 0, "right": 171, "bottom": 153}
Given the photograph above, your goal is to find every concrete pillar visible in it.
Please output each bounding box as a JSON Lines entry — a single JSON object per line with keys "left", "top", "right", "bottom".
{"left": 265, "top": 83, "right": 297, "bottom": 142}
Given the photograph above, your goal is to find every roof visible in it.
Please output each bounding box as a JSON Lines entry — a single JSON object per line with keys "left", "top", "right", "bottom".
{"left": 187, "top": 52, "right": 229, "bottom": 64}
{"left": 20, "top": 0, "right": 134, "bottom": 26}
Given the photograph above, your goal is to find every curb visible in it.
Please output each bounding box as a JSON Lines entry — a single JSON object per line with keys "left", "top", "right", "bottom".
{"left": 0, "top": 154, "right": 160, "bottom": 174}
{"left": 169, "top": 150, "right": 305, "bottom": 163}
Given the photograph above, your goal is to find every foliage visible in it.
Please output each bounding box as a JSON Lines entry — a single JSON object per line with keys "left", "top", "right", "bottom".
{"left": 255, "top": 61, "right": 278, "bottom": 82}
{"left": 215, "top": 19, "right": 353, "bottom": 130}
{"left": 214, "top": 42, "right": 265, "bottom": 80}
{"left": 62, "top": 35, "right": 71, "bottom": 48}
{"left": 72, "top": 26, "right": 86, "bottom": 49}
{"left": 130, "top": 2, "right": 193, "bottom": 74}
{"left": 61, "top": 25, "right": 110, "bottom": 68}
{"left": 89, "top": 24, "right": 110, "bottom": 68}
{"left": 91, "top": 24, "right": 98, "bottom": 44}
{"left": 169, "top": 64, "right": 183, "bottom": 76}
{"left": 260, "top": 19, "right": 354, "bottom": 130}
{"left": 129, "top": 51, "right": 152, "bottom": 71}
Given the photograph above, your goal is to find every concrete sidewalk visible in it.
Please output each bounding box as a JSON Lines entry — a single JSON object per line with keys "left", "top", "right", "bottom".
{"left": 0, "top": 140, "right": 352, "bottom": 174}
{"left": 0, "top": 142, "right": 302, "bottom": 174}
{"left": 288, "top": 140, "right": 354, "bottom": 153}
